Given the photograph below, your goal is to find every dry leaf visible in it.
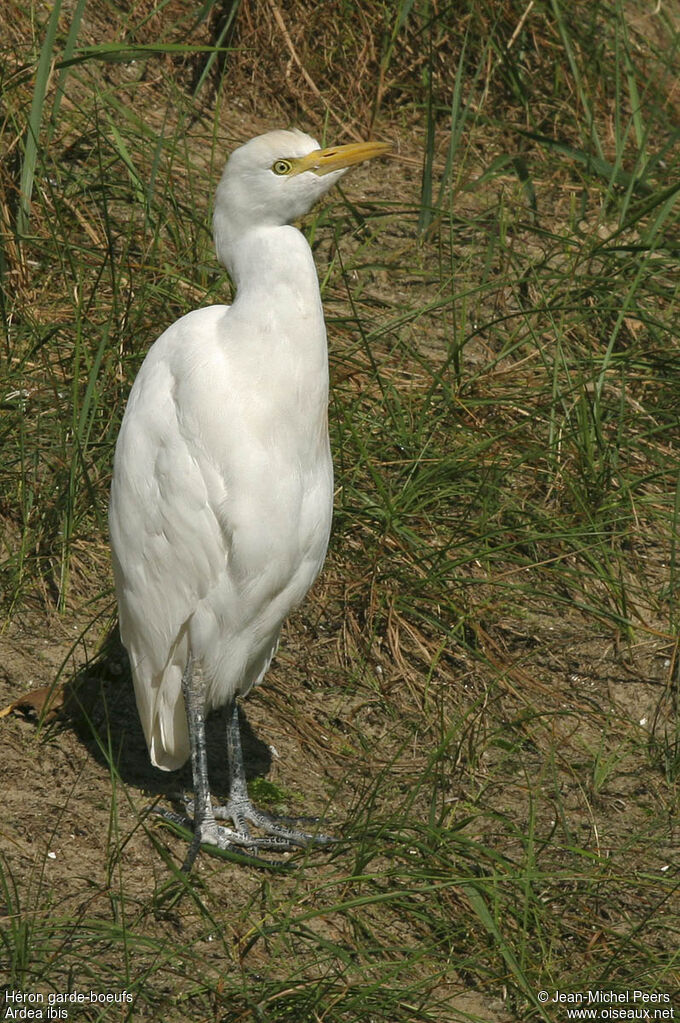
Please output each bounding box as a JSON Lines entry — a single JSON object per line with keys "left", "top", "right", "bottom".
{"left": 0, "top": 684, "right": 65, "bottom": 722}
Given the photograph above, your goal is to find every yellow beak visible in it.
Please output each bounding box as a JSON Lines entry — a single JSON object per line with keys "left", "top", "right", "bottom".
{"left": 293, "top": 140, "right": 392, "bottom": 177}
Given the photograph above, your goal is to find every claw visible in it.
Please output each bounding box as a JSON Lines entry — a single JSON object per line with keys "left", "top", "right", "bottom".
{"left": 150, "top": 806, "right": 304, "bottom": 871}
{"left": 211, "top": 799, "right": 334, "bottom": 848}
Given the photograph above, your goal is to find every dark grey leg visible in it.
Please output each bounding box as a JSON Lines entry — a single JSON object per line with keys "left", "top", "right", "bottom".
{"left": 156, "top": 662, "right": 333, "bottom": 867}
{"left": 224, "top": 700, "right": 252, "bottom": 834}
{"left": 180, "top": 654, "right": 220, "bottom": 871}
{"left": 211, "top": 701, "right": 334, "bottom": 850}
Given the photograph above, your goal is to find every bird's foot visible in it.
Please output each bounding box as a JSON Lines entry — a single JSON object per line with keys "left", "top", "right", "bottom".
{"left": 151, "top": 796, "right": 334, "bottom": 871}
{"left": 151, "top": 805, "right": 298, "bottom": 872}
{"left": 185, "top": 794, "right": 335, "bottom": 851}
{"left": 151, "top": 805, "right": 245, "bottom": 848}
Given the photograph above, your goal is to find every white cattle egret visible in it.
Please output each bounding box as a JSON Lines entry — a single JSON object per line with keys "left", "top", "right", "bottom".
{"left": 109, "top": 129, "right": 390, "bottom": 869}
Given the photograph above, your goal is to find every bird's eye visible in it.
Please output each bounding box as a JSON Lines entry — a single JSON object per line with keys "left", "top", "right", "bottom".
{"left": 272, "top": 159, "right": 293, "bottom": 176}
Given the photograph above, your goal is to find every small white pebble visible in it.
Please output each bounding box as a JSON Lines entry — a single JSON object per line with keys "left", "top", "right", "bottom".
{"left": 47, "top": 851, "right": 56, "bottom": 860}
{"left": 639, "top": 717, "right": 647, "bottom": 726}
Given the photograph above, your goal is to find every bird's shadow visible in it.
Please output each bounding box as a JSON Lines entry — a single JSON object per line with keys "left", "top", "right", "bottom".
{"left": 61, "top": 628, "right": 273, "bottom": 804}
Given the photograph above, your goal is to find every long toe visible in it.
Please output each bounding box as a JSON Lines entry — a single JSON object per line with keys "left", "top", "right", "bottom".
{"left": 211, "top": 799, "right": 334, "bottom": 848}
{"left": 153, "top": 805, "right": 295, "bottom": 859}
{"left": 153, "top": 805, "right": 239, "bottom": 846}
{"left": 151, "top": 804, "right": 333, "bottom": 871}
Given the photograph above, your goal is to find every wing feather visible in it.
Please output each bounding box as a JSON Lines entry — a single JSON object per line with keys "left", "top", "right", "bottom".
{"left": 109, "top": 310, "right": 229, "bottom": 769}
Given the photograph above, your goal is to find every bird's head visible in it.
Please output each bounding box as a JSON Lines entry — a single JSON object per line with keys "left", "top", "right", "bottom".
{"left": 213, "top": 129, "right": 390, "bottom": 267}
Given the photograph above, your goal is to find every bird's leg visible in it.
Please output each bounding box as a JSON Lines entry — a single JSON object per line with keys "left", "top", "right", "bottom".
{"left": 180, "top": 654, "right": 222, "bottom": 871}
{"left": 165, "top": 684, "right": 333, "bottom": 862}
{"left": 224, "top": 699, "right": 253, "bottom": 834}
{"left": 156, "top": 659, "right": 302, "bottom": 868}
{"left": 210, "top": 701, "right": 334, "bottom": 851}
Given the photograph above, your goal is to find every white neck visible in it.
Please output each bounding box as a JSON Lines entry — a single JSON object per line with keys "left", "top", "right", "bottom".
{"left": 223, "top": 225, "right": 326, "bottom": 339}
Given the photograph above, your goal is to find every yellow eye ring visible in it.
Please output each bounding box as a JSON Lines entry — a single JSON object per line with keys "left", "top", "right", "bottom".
{"left": 272, "top": 159, "right": 293, "bottom": 176}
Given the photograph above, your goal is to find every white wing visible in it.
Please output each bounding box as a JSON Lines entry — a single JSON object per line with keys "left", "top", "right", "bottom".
{"left": 110, "top": 307, "right": 231, "bottom": 769}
